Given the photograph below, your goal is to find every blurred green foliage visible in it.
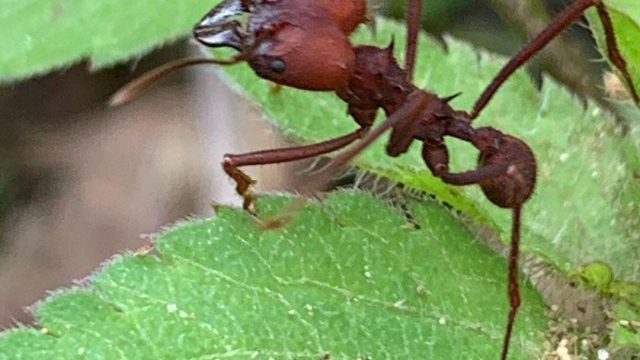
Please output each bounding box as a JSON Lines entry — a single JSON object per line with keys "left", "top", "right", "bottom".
{"left": 382, "top": 0, "right": 478, "bottom": 33}
{"left": 0, "top": 0, "right": 214, "bottom": 82}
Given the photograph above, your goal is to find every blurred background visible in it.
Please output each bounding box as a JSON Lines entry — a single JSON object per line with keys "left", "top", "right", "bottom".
{"left": 0, "top": 0, "right": 617, "bottom": 328}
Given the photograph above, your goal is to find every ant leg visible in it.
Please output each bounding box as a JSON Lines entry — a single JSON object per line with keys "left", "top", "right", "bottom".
{"left": 405, "top": 0, "right": 422, "bottom": 81}
{"left": 422, "top": 129, "right": 535, "bottom": 360}
{"left": 594, "top": 2, "right": 639, "bottom": 103}
{"left": 424, "top": 147, "right": 522, "bottom": 360}
{"left": 501, "top": 205, "right": 522, "bottom": 360}
{"left": 425, "top": 152, "right": 523, "bottom": 360}
{"left": 470, "top": 0, "right": 638, "bottom": 120}
{"left": 223, "top": 127, "right": 368, "bottom": 210}
{"left": 435, "top": 163, "right": 512, "bottom": 186}
{"left": 300, "top": 90, "right": 430, "bottom": 194}
{"left": 422, "top": 140, "right": 512, "bottom": 185}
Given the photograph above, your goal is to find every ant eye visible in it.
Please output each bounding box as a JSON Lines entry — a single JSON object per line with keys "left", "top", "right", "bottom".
{"left": 270, "top": 59, "right": 286, "bottom": 74}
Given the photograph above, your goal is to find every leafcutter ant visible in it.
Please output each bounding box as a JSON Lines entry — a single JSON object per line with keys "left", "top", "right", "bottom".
{"left": 111, "top": 0, "right": 638, "bottom": 358}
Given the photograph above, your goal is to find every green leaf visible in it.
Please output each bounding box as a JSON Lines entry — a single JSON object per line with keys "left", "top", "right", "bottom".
{"left": 570, "top": 261, "right": 614, "bottom": 292}
{"left": 0, "top": 0, "right": 217, "bottom": 82}
{"left": 0, "top": 191, "right": 548, "bottom": 359}
{"left": 217, "top": 18, "right": 640, "bottom": 285}
{"left": 587, "top": 0, "right": 640, "bottom": 104}
{"left": 383, "top": 0, "right": 475, "bottom": 32}
{"left": 611, "top": 302, "right": 640, "bottom": 352}
{"left": 609, "top": 281, "right": 640, "bottom": 304}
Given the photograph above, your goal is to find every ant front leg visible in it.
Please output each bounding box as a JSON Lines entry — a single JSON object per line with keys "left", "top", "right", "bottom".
{"left": 223, "top": 127, "right": 369, "bottom": 211}
{"left": 422, "top": 126, "right": 536, "bottom": 360}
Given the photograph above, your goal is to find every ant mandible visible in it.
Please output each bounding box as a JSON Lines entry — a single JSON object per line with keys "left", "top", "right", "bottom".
{"left": 111, "top": 0, "right": 638, "bottom": 359}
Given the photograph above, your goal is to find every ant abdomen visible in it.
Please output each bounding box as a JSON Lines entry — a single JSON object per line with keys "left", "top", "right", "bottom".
{"left": 474, "top": 128, "right": 537, "bottom": 209}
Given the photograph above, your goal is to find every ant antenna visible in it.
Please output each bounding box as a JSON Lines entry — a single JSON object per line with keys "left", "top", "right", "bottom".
{"left": 109, "top": 55, "right": 247, "bottom": 106}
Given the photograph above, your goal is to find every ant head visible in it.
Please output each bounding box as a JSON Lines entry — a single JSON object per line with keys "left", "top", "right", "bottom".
{"left": 246, "top": 25, "right": 355, "bottom": 91}
{"left": 193, "top": 0, "right": 360, "bottom": 91}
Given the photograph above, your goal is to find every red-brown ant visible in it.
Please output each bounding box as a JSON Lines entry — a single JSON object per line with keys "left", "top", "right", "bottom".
{"left": 111, "top": 0, "right": 638, "bottom": 359}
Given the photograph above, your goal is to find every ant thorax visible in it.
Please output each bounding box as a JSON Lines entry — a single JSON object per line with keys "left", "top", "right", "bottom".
{"left": 338, "top": 45, "right": 416, "bottom": 117}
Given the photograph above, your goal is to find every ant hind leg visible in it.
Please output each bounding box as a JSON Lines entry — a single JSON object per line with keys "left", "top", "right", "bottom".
{"left": 422, "top": 127, "right": 536, "bottom": 360}
{"left": 470, "top": 0, "right": 638, "bottom": 120}
{"left": 404, "top": 0, "right": 422, "bottom": 81}
{"left": 501, "top": 205, "right": 522, "bottom": 360}
{"left": 593, "top": 2, "right": 639, "bottom": 103}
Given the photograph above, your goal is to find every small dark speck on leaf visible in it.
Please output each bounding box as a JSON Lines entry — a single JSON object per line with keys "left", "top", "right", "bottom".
{"left": 51, "top": 2, "right": 65, "bottom": 21}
